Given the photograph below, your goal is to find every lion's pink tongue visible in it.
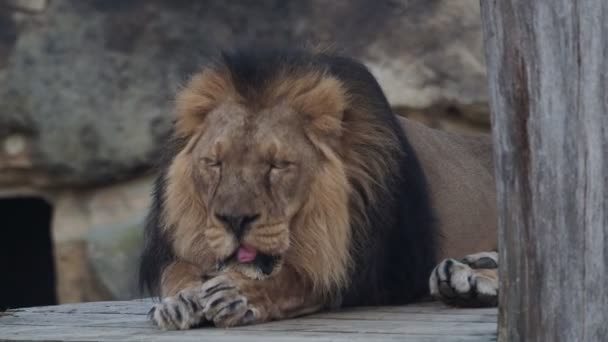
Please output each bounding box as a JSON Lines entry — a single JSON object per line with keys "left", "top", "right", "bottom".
{"left": 237, "top": 245, "right": 257, "bottom": 263}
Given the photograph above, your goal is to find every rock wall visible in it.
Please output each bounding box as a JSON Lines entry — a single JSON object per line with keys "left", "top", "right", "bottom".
{"left": 0, "top": 0, "right": 489, "bottom": 303}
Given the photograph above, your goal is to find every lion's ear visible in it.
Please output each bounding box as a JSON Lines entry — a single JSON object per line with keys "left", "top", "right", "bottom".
{"left": 175, "top": 68, "right": 235, "bottom": 138}
{"left": 296, "top": 76, "right": 347, "bottom": 136}
{"left": 274, "top": 73, "right": 347, "bottom": 137}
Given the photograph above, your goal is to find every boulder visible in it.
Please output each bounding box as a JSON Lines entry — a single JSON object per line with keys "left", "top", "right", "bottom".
{"left": 0, "top": 0, "right": 487, "bottom": 187}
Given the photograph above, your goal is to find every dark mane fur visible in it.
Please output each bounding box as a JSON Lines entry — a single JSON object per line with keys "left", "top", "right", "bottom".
{"left": 139, "top": 47, "right": 437, "bottom": 306}
{"left": 138, "top": 135, "right": 185, "bottom": 297}
{"left": 324, "top": 54, "right": 437, "bottom": 305}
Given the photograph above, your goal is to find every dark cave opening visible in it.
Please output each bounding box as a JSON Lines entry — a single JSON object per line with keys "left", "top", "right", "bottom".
{"left": 0, "top": 197, "right": 56, "bottom": 310}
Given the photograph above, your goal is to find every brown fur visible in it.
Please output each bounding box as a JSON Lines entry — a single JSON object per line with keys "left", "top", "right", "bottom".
{"left": 159, "top": 60, "right": 409, "bottom": 300}
{"left": 160, "top": 261, "right": 204, "bottom": 298}
{"left": 398, "top": 118, "right": 497, "bottom": 259}
{"left": 143, "top": 49, "right": 498, "bottom": 329}
{"left": 163, "top": 68, "right": 357, "bottom": 297}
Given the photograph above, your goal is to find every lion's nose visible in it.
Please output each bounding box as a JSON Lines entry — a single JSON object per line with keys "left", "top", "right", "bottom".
{"left": 214, "top": 213, "right": 260, "bottom": 239}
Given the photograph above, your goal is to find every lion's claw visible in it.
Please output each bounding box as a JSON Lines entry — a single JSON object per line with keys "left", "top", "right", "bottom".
{"left": 149, "top": 290, "right": 205, "bottom": 330}
{"left": 199, "top": 274, "right": 261, "bottom": 327}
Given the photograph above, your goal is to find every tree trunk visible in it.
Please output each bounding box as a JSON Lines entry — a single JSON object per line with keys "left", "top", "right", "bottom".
{"left": 479, "top": 0, "right": 608, "bottom": 341}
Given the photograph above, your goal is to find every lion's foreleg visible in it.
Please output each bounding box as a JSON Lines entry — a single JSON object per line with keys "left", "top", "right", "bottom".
{"left": 197, "top": 266, "right": 323, "bottom": 327}
{"left": 429, "top": 251, "right": 498, "bottom": 307}
{"left": 149, "top": 262, "right": 322, "bottom": 329}
{"left": 159, "top": 260, "right": 207, "bottom": 297}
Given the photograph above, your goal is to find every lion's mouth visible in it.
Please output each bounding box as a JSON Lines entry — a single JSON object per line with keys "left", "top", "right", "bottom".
{"left": 221, "top": 244, "right": 282, "bottom": 276}
{"left": 236, "top": 245, "right": 258, "bottom": 263}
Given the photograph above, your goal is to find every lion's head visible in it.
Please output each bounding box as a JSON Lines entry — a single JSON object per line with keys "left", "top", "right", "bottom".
{"left": 161, "top": 53, "right": 359, "bottom": 294}
{"left": 155, "top": 49, "right": 435, "bottom": 301}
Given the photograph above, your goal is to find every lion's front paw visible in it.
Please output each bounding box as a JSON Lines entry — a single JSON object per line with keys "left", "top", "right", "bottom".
{"left": 149, "top": 290, "right": 205, "bottom": 330}
{"left": 200, "top": 274, "right": 262, "bottom": 327}
{"left": 429, "top": 252, "right": 498, "bottom": 307}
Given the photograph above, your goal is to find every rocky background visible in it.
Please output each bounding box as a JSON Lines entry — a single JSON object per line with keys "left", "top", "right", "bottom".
{"left": 0, "top": 0, "right": 490, "bottom": 304}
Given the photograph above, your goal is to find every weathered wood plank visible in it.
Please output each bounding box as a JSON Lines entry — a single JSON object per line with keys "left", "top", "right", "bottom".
{"left": 480, "top": 0, "right": 608, "bottom": 341}
{"left": 0, "top": 299, "right": 497, "bottom": 342}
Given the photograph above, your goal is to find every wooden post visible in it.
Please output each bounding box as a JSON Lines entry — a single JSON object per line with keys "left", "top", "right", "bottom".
{"left": 479, "top": 1, "right": 608, "bottom": 341}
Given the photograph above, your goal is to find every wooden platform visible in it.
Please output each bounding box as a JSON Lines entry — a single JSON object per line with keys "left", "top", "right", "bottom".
{"left": 0, "top": 299, "right": 497, "bottom": 341}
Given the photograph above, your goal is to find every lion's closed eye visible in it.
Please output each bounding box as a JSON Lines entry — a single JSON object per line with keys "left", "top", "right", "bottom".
{"left": 270, "top": 160, "right": 294, "bottom": 170}
{"left": 202, "top": 157, "right": 222, "bottom": 168}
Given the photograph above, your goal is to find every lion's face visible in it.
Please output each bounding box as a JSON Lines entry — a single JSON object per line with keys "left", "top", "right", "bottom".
{"left": 167, "top": 65, "right": 352, "bottom": 289}
{"left": 190, "top": 101, "right": 320, "bottom": 277}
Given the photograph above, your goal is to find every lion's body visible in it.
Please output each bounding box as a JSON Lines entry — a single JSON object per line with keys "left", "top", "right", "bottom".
{"left": 140, "top": 48, "right": 499, "bottom": 329}
{"left": 399, "top": 118, "right": 497, "bottom": 260}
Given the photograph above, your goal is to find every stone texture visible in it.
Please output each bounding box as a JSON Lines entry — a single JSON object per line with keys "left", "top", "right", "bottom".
{"left": 87, "top": 214, "right": 146, "bottom": 300}
{"left": 4, "top": 0, "right": 48, "bottom": 13}
{"left": 51, "top": 176, "right": 153, "bottom": 302}
{"left": 54, "top": 240, "right": 112, "bottom": 304}
{"left": 0, "top": 0, "right": 487, "bottom": 187}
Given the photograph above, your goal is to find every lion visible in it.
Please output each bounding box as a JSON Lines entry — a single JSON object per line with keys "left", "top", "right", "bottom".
{"left": 138, "top": 47, "right": 499, "bottom": 330}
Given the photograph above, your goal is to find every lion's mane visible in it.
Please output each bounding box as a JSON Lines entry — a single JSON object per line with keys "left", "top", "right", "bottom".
{"left": 139, "top": 48, "right": 437, "bottom": 306}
